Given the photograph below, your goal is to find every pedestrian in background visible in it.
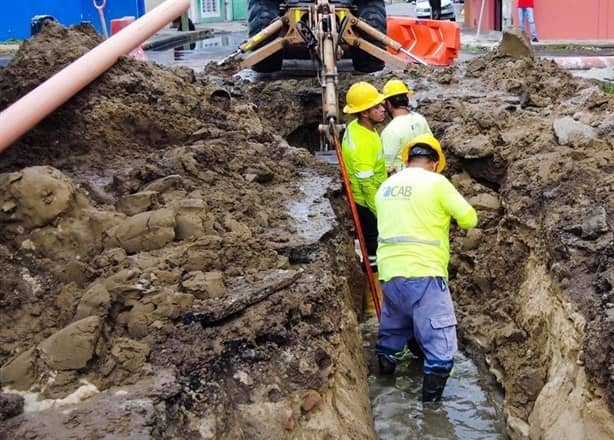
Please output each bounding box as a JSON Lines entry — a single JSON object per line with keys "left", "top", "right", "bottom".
{"left": 428, "top": 0, "right": 441, "bottom": 19}
{"left": 517, "top": 0, "right": 538, "bottom": 42}
{"left": 374, "top": 134, "right": 478, "bottom": 402}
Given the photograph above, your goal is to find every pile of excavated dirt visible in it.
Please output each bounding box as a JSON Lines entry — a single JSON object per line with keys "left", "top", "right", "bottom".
{"left": 0, "top": 23, "right": 370, "bottom": 438}
{"left": 0, "top": 23, "right": 612, "bottom": 439}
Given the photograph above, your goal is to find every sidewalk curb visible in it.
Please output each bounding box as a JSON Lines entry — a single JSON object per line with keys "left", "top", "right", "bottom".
{"left": 548, "top": 56, "right": 614, "bottom": 70}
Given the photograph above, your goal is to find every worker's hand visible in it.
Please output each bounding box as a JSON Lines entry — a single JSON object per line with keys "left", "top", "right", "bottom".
{"left": 387, "top": 167, "right": 397, "bottom": 176}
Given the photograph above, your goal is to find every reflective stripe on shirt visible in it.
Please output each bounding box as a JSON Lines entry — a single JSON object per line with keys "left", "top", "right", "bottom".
{"left": 343, "top": 129, "right": 355, "bottom": 149}
{"left": 378, "top": 236, "right": 441, "bottom": 246}
{"left": 355, "top": 170, "right": 375, "bottom": 178}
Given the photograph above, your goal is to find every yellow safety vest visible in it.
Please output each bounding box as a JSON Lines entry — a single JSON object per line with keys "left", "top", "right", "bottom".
{"left": 375, "top": 167, "right": 477, "bottom": 281}
{"left": 341, "top": 119, "right": 387, "bottom": 215}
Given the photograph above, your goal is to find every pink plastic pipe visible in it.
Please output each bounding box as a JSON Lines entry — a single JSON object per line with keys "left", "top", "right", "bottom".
{"left": 0, "top": 0, "right": 190, "bottom": 154}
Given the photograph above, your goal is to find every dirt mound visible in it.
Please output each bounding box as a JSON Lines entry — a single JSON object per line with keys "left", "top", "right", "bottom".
{"left": 0, "top": 22, "right": 256, "bottom": 178}
{"left": 0, "top": 24, "right": 372, "bottom": 439}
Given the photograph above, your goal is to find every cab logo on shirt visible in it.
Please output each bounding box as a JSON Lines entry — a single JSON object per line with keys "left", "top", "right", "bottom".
{"left": 382, "top": 185, "right": 412, "bottom": 199}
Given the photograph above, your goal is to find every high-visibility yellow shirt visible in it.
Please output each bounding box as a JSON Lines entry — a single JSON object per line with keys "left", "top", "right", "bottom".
{"left": 341, "top": 119, "right": 387, "bottom": 215}
{"left": 375, "top": 167, "right": 477, "bottom": 281}
{"left": 381, "top": 112, "right": 432, "bottom": 172}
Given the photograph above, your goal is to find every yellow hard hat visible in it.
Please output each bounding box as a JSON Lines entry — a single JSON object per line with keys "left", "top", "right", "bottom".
{"left": 382, "top": 79, "right": 414, "bottom": 99}
{"left": 401, "top": 134, "right": 447, "bottom": 173}
{"left": 343, "top": 82, "right": 385, "bottom": 114}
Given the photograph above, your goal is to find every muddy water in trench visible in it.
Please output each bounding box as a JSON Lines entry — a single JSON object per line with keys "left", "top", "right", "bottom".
{"left": 362, "top": 319, "right": 507, "bottom": 439}
{"left": 272, "top": 162, "right": 506, "bottom": 437}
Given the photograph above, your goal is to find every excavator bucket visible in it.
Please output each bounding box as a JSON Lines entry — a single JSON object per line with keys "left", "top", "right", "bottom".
{"left": 386, "top": 17, "right": 460, "bottom": 66}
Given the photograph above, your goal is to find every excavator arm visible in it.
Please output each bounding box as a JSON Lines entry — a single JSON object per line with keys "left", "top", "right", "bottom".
{"left": 220, "top": 0, "right": 425, "bottom": 151}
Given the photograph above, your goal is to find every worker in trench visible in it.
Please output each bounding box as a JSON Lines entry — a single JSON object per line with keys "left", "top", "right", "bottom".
{"left": 341, "top": 81, "right": 387, "bottom": 315}
{"left": 374, "top": 134, "right": 478, "bottom": 402}
{"left": 380, "top": 79, "right": 433, "bottom": 176}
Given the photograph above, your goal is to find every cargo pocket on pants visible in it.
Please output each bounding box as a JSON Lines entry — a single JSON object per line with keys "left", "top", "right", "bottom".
{"left": 429, "top": 314, "right": 458, "bottom": 356}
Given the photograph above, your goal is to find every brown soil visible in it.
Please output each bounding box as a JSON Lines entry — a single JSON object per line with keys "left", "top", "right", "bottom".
{"left": 0, "top": 22, "right": 371, "bottom": 439}
{"left": 0, "top": 23, "right": 612, "bottom": 439}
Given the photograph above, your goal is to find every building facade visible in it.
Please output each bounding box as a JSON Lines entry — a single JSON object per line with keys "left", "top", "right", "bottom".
{"left": 0, "top": 0, "right": 145, "bottom": 40}
{"left": 464, "top": 0, "right": 614, "bottom": 39}
{"left": 145, "top": 0, "right": 246, "bottom": 24}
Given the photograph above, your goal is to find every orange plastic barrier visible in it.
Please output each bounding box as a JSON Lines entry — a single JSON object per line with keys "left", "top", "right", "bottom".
{"left": 387, "top": 17, "right": 460, "bottom": 66}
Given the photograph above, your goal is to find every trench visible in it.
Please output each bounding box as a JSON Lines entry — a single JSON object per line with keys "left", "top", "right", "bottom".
{"left": 283, "top": 119, "right": 508, "bottom": 438}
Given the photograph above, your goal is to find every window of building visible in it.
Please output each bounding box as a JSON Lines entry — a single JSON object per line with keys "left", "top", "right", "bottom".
{"left": 201, "top": 0, "right": 219, "bottom": 17}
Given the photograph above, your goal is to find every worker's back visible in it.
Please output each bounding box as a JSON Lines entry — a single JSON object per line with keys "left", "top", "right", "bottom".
{"left": 375, "top": 167, "right": 477, "bottom": 281}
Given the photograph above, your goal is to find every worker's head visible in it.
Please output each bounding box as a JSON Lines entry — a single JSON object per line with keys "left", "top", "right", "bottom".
{"left": 343, "top": 82, "right": 386, "bottom": 123}
{"left": 401, "top": 134, "right": 446, "bottom": 173}
{"left": 382, "top": 79, "right": 413, "bottom": 111}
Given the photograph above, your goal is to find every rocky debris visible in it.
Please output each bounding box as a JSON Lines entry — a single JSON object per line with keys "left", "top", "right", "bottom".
{"left": 1, "top": 316, "right": 102, "bottom": 392}
{"left": 553, "top": 116, "right": 598, "bottom": 146}
{"left": 38, "top": 316, "right": 101, "bottom": 370}
{"left": 0, "top": 23, "right": 372, "bottom": 439}
{"left": 301, "top": 389, "right": 323, "bottom": 412}
{"left": 116, "top": 191, "right": 160, "bottom": 216}
{"left": 181, "top": 270, "right": 226, "bottom": 299}
{"left": 468, "top": 193, "right": 502, "bottom": 211}
{"left": 0, "top": 348, "right": 37, "bottom": 390}
{"left": 0, "top": 392, "right": 24, "bottom": 421}
{"left": 74, "top": 283, "right": 112, "bottom": 320}
{"left": 448, "top": 134, "right": 494, "bottom": 159}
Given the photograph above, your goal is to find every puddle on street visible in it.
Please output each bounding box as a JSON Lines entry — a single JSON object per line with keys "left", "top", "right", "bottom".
{"left": 362, "top": 318, "right": 507, "bottom": 439}
{"left": 145, "top": 32, "right": 247, "bottom": 72}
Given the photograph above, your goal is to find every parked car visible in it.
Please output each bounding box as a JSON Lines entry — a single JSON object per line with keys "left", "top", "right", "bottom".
{"left": 415, "top": 0, "right": 457, "bottom": 21}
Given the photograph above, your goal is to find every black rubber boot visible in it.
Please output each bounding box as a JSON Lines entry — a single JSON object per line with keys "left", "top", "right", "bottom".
{"left": 422, "top": 373, "right": 448, "bottom": 402}
{"left": 378, "top": 355, "right": 397, "bottom": 375}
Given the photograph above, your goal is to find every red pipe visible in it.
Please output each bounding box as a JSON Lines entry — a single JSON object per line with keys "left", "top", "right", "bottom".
{"left": 0, "top": 0, "right": 190, "bottom": 154}
{"left": 332, "top": 135, "right": 381, "bottom": 320}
